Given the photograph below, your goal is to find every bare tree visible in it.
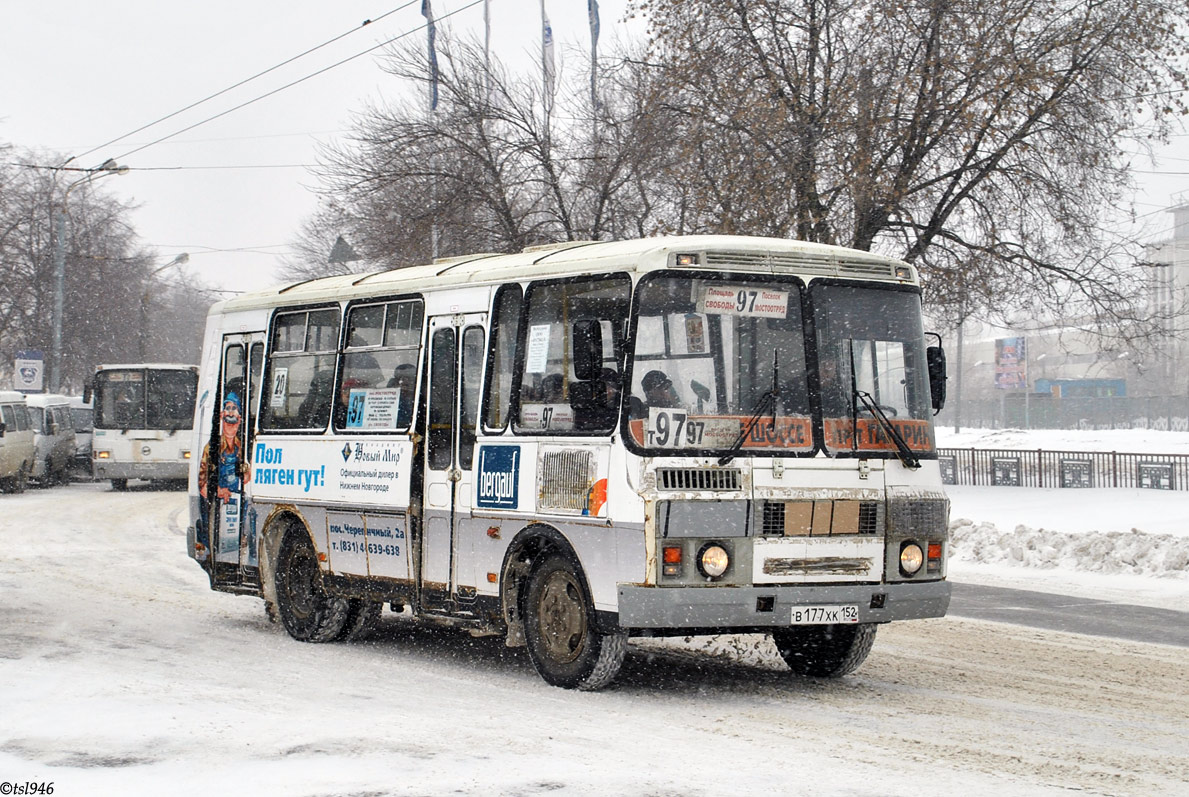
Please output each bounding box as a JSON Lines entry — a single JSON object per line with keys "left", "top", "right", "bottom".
{"left": 0, "top": 150, "right": 214, "bottom": 390}
{"left": 283, "top": 36, "right": 683, "bottom": 281}
{"left": 632, "top": 0, "right": 1189, "bottom": 337}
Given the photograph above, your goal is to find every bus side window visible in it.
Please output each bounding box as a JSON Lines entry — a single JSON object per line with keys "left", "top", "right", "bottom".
{"left": 261, "top": 308, "right": 341, "bottom": 431}
{"left": 514, "top": 275, "right": 630, "bottom": 435}
{"left": 336, "top": 298, "right": 423, "bottom": 432}
{"left": 482, "top": 284, "right": 522, "bottom": 432}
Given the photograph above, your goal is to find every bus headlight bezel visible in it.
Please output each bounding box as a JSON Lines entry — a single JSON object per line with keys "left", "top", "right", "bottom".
{"left": 899, "top": 541, "right": 924, "bottom": 576}
{"left": 697, "top": 542, "right": 730, "bottom": 579}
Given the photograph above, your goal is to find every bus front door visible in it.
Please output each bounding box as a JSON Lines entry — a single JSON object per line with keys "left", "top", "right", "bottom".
{"left": 206, "top": 333, "right": 265, "bottom": 589}
{"left": 421, "top": 314, "right": 486, "bottom": 614}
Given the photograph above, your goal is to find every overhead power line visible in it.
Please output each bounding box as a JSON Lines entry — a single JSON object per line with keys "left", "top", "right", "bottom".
{"left": 111, "top": 0, "right": 484, "bottom": 164}
{"left": 72, "top": 2, "right": 417, "bottom": 164}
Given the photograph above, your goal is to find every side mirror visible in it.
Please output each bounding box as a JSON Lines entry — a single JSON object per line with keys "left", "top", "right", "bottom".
{"left": 572, "top": 319, "right": 603, "bottom": 382}
{"left": 926, "top": 335, "right": 947, "bottom": 412}
{"left": 0, "top": 420, "right": 6, "bottom": 437}
{"left": 83, "top": 377, "right": 94, "bottom": 403}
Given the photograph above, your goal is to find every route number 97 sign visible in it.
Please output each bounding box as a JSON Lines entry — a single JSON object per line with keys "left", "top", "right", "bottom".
{"left": 646, "top": 408, "right": 739, "bottom": 449}
{"left": 698, "top": 285, "right": 789, "bottom": 318}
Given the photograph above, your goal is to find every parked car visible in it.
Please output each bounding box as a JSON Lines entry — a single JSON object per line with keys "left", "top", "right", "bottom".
{"left": 0, "top": 390, "right": 36, "bottom": 493}
{"left": 69, "top": 395, "right": 94, "bottom": 472}
{"left": 26, "top": 393, "right": 76, "bottom": 485}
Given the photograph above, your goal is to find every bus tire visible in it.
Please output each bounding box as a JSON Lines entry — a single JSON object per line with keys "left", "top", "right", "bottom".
{"left": 111, "top": 478, "right": 128, "bottom": 491}
{"left": 772, "top": 623, "right": 877, "bottom": 678}
{"left": 336, "top": 599, "right": 382, "bottom": 642}
{"left": 522, "top": 553, "right": 626, "bottom": 690}
{"left": 275, "top": 528, "right": 349, "bottom": 643}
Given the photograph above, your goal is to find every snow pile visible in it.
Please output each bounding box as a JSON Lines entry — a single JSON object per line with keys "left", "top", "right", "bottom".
{"left": 949, "top": 517, "right": 1189, "bottom": 579}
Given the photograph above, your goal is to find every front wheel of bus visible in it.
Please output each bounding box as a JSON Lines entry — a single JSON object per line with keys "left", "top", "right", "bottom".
{"left": 275, "top": 528, "right": 349, "bottom": 643}
{"left": 772, "top": 623, "right": 877, "bottom": 678}
{"left": 523, "top": 554, "right": 627, "bottom": 691}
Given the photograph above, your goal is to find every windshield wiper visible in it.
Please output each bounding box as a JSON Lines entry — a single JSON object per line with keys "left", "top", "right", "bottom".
{"left": 853, "top": 389, "right": 920, "bottom": 470}
{"left": 718, "top": 350, "right": 779, "bottom": 466}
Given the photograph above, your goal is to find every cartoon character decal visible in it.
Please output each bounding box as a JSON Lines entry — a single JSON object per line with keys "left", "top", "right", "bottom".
{"left": 197, "top": 392, "right": 252, "bottom": 559}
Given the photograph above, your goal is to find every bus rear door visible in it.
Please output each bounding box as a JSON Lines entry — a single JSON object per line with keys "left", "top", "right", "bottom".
{"left": 421, "top": 314, "right": 486, "bottom": 614}
{"left": 206, "top": 332, "right": 265, "bottom": 589}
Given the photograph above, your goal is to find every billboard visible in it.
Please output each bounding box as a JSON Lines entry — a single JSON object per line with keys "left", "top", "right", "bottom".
{"left": 994, "top": 337, "right": 1027, "bottom": 390}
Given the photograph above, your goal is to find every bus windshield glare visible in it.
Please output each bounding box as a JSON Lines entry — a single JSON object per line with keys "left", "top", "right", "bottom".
{"left": 627, "top": 274, "right": 935, "bottom": 456}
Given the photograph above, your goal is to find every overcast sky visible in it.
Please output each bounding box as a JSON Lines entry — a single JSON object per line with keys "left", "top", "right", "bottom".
{"left": 1, "top": 1, "right": 1184, "bottom": 297}
{"left": 0, "top": 0, "right": 639, "bottom": 295}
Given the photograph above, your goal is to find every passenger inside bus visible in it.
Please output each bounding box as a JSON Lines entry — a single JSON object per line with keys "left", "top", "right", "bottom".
{"left": 296, "top": 369, "right": 334, "bottom": 428}
{"left": 643, "top": 370, "right": 680, "bottom": 408}
{"left": 386, "top": 364, "right": 416, "bottom": 427}
{"left": 630, "top": 369, "right": 680, "bottom": 419}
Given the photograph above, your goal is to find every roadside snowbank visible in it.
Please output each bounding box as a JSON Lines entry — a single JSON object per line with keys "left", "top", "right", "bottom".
{"left": 949, "top": 518, "right": 1189, "bottom": 578}
{"left": 938, "top": 428, "right": 1189, "bottom": 609}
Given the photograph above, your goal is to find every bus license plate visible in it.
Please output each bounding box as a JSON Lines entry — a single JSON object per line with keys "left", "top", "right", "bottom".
{"left": 789, "top": 605, "right": 859, "bottom": 625}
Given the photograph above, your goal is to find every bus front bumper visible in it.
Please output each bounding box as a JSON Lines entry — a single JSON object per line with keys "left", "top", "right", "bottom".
{"left": 616, "top": 580, "right": 951, "bottom": 629}
{"left": 93, "top": 461, "right": 190, "bottom": 481}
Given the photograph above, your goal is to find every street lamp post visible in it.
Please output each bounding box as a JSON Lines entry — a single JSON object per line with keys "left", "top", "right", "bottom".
{"left": 139, "top": 253, "right": 190, "bottom": 362}
{"left": 50, "top": 159, "right": 129, "bottom": 393}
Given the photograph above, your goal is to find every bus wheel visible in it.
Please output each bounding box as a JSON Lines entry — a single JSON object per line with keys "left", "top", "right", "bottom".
{"left": 772, "top": 623, "right": 877, "bottom": 678}
{"left": 522, "top": 553, "right": 627, "bottom": 690}
{"left": 111, "top": 478, "right": 128, "bottom": 491}
{"left": 337, "top": 599, "right": 382, "bottom": 642}
{"left": 275, "top": 528, "right": 349, "bottom": 643}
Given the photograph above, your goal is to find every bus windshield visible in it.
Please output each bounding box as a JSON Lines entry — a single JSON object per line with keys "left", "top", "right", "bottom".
{"left": 628, "top": 275, "right": 936, "bottom": 457}
{"left": 628, "top": 274, "right": 813, "bottom": 454}
{"left": 811, "top": 283, "right": 935, "bottom": 455}
{"left": 94, "top": 368, "right": 198, "bottom": 431}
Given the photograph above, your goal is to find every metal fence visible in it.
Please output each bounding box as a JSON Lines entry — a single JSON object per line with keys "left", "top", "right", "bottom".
{"left": 936, "top": 448, "right": 1189, "bottom": 491}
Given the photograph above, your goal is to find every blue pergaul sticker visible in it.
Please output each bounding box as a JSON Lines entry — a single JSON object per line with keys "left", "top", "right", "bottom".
{"left": 476, "top": 445, "right": 520, "bottom": 509}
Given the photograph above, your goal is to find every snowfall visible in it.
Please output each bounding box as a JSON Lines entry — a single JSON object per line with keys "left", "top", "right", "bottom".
{"left": 1, "top": 428, "right": 1186, "bottom": 796}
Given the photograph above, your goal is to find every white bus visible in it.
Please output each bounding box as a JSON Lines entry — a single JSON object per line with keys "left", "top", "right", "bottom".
{"left": 188, "top": 235, "right": 951, "bottom": 690}
{"left": 89, "top": 363, "right": 198, "bottom": 490}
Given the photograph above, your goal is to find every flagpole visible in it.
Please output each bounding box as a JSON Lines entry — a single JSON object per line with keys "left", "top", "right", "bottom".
{"left": 589, "top": 0, "right": 600, "bottom": 221}
{"left": 541, "top": 0, "right": 553, "bottom": 163}
{"left": 423, "top": 0, "right": 440, "bottom": 259}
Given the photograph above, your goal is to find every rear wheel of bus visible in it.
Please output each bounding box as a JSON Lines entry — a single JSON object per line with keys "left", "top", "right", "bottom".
{"left": 522, "top": 553, "right": 627, "bottom": 691}
{"left": 771, "top": 623, "right": 877, "bottom": 678}
{"left": 275, "top": 527, "right": 349, "bottom": 643}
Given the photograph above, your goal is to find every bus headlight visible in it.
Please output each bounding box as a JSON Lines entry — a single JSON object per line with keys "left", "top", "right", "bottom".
{"left": 899, "top": 542, "right": 924, "bottom": 576}
{"left": 95, "top": 450, "right": 110, "bottom": 459}
{"left": 698, "top": 543, "right": 730, "bottom": 579}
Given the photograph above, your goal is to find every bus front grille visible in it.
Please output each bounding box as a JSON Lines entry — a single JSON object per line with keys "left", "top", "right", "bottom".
{"left": 657, "top": 468, "right": 741, "bottom": 491}
{"left": 759, "top": 499, "right": 883, "bottom": 536}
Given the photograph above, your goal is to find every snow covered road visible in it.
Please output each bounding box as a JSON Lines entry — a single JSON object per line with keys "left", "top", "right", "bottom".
{"left": 1, "top": 484, "right": 1186, "bottom": 796}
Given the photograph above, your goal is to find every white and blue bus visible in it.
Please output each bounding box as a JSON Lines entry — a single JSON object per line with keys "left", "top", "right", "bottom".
{"left": 189, "top": 235, "right": 950, "bottom": 689}
{"left": 90, "top": 363, "right": 198, "bottom": 490}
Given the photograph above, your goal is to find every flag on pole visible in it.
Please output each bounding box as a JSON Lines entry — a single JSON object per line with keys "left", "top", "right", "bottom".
{"left": 588, "top": 0, "right": 600, "bottom": 110}
{"left": 541, "top": 1, "right": 555, "bottom": 113}
{"left": 422, "top": 0, "right": 439, "bottom": 111}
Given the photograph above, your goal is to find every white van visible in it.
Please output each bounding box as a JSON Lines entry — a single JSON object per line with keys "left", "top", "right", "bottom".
{"left": 69, "top": 395, "right": 94, "bottom": 471}
{"left": 0, "top": 390, "right": 36, "bottom": 493}
{"left": 26, "top": 393, "right": 76, "bottom": 485}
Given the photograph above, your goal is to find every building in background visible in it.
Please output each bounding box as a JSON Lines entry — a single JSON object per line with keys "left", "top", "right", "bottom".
{"left": 938, "top": 194, "right": 1189, "bottom": 431}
